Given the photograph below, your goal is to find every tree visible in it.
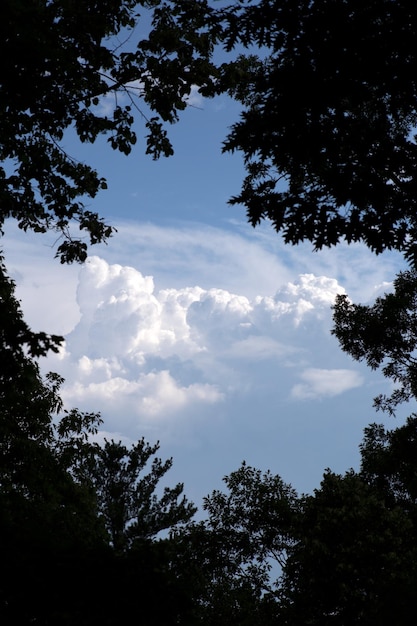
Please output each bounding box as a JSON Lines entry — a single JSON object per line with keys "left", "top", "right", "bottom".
{"left": 171, "top": 462, "right": 300, "bottom": 625}
{"left": 281, "top": 469, "right": 417, "bottom": 626}
{"left": 360, "top": 416, "right": 417, "bottom": 514}
{"left": 332, "top": 270, "right": 417, "bottom": 415}
{"left": 1, "top": 403, "right": 196, "bottom": 625}
{"left": 221, "top": 0, "right": 417, "bottom": 262}
{"left": 0, "top": 255, "right": 69, "bottom": 516}
{"left": 202, "top": 462, "right": 299, "bottom": 591}
{"left": 171, "top": 420, "right": 417, "bottom": 625}
{"left": 0, "top": 0, "right": 224, "bottom": 265}
{"left": 81, "top": 437, "right": 196, "bottom": 552}
{"left": 1, "top": 400, "right": 197, "bottom": 624}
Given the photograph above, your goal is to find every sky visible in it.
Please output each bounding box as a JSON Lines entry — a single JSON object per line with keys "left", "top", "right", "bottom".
{"left": 3, "top": 84, "right": 409, "bottom": 509}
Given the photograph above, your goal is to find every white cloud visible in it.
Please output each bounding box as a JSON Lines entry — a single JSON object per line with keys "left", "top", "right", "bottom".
{"left": 184, "top": 85, "right": 204, "bottom": 108}
{"left": 223, "top": 336, "right": 298, "bottom": 361}
{"left": 2, "top": 218, "right": 405, "bottom": 497}
{"left": 92, "top": 91, "right": 119, "bottom": 117}
{"left": 63, "top": 370, "right": 222, "bottom": 420}
{"left": 253, "top": 274, "right": 343, "bottom": 329}
{"left": 42, "top": 255, "right": 354, "bottom": 432}
{"left": 291, "top": 368, "right": 364, "bottom": 400}
{"left": 4, "top": 218, "right": 403, "bottom": 336}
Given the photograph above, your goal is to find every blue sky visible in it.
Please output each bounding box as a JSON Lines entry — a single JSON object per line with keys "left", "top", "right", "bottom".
{"left": 4, "top": 88, "right": 409, "bottom": 508}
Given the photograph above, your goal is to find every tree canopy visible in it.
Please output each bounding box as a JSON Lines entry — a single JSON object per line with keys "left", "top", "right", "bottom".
{"left": 222, "top": 0, "right": 417, "bottom": 262}
{"left": 177, "top": 420, "right": 417, "bottom": 625}
{"left": 4, "top": 0, "right": 417, "bottom": 270}
{"left": 0, "top": 0, "right": 224, "bottom": 264}
{"left": 3, "top": 0, "right": 417, "bottom": 269}
{"left": 332, "top": 270, "right": 417, "bottom": 415}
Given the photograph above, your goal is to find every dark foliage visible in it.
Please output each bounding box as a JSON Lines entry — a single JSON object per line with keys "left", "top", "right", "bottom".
{"left": 222, "top": 0, "right": 417, "bottom": 262}
{"left": 0, "top": 0, "right": 224, "bottom": 264}
{"left": 281, "top": 469, "right": 417, "bottom": 625}
{"left": 170, "top": 415, "right": 417, "bottom": 625}
{"left": 332, "top": 270, "right": 417, "bottom": 414}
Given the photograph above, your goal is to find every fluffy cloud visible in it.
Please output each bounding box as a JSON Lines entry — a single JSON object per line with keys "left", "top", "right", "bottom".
{"left": 47, "top": 256, "right": 362, "bottom": 437}
{"left": 291, "top": 368, "right": 364, "bottom": 400}
{"left": 3, "top": 219, "right": 404, "bottom": 496}
{"left": 4, "top": 219, "right": 404, "bottom": 333}
{"left": 65, "top": 369, "right": 222, "bottom": 419}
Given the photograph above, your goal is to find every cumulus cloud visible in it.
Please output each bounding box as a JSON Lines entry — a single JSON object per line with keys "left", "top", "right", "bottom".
{"left": 42, "top": 255, "right": 361, "bottom": 437}
{"left": 4, "top": 219, "right": 396, "bottom": 449}
{"left": 291, "top": 368, "right": 364, "bottom": 400}
{"left": 3, "top": 219, "right": 402, "bottom": 495}
{"left": 4, "top": 218, "right": 403, "bottom": 335}
{"left": 253, "top": 274, "right": 344, "bottom": 330}
{"left": 64, "top": 370, "right": 222, "bottom": 419}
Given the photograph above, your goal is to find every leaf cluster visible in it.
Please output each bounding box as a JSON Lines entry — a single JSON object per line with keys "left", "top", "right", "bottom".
{"left": 85, "top": 437, "right": 196, "bottom": 552}
{"left": 222, "top": 0, "right": 417, "bottom": 260}
{"left": 332, "top": 270, "right": 417, "bottom": 414}
{"left": 0, "top": 0, "right": 226, "bottom": 263}
{"left": 281, "top": 468, "right": 417, "bottom": 625}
